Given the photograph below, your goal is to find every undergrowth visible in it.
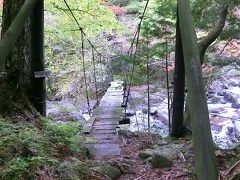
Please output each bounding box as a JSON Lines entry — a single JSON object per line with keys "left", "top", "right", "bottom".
{"left": 0, "top": 117, "right": 91, "bottom": 179}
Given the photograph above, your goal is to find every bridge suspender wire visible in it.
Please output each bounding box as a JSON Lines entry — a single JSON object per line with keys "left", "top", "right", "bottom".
{"left": 126, "top": 26, "right": 141, "bottom": 101}
{"left": 63, "top": 0, "right": 103, "bottom": 58}
{"left": 99, "top": 56, "right": 104, "bottom": 83}
{"left": 81, "top": 30, "right": 91, "bottom": 115}
{"left": 91, "top": 46, "right": 99, "bottom": 103}
{"left": 63, "top": 0, "right": 111, "bottom": 113}
{"left": 125, "top": 0, "right": 150, "bottom": 101}
{"left": 146, "top": 38, "right": 150, "bottom": 132}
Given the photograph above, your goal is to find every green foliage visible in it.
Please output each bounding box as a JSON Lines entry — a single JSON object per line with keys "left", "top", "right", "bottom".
{"left": 45, "top": 0, "right": 122, "bottom": 36}
{"left": 108, "top": 0, "right": 131, "bottom": 7}
{"left": 126, "top": 0, "right": 146, "bottom": 14}
{"left": 0, "top": 117, "right": 90, "bottom": 179}
{"left": 113, "top": 41, "right": 170, "bottom": 86}
{"left": 141, "top": 0, "right": 176, "bottom": 38}
{"left": 141, "top": 0, "right": 239, "bottom": 40}
{"left": 44, "top": 0, "right": 123, "bottom": 98}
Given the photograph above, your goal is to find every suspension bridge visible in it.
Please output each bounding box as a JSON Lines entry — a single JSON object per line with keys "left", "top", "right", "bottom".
{"left": 0, "top": 0, "right": 171, "bottom": 158}
{"left": 0, "top": 2, "right": 218, "bottom": 176}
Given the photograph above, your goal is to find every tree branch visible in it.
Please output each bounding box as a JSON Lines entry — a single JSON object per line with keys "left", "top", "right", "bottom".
{"left": 52, "top": 3, "right": 98, "bottom": 17}
{"left": 198, "top": 4, "right": 229, "bottom": 64}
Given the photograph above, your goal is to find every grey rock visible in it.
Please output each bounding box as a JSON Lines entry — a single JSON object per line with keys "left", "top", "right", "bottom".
{"left": 228, "top": 78, "right": 239, "bottom": 87}
{"left": 150, "top": 109, "right": 158, "bottom": 116}
{"left": 207, "top": 92, "right": 215, "bottom": 98}
{"left": 126, "top": 110, "right": 136, "bottom": 116}
{"left": 232, "top": 109, "right": 240, "bottom": 120}
{"left": 222, "top": 82, "right": 229, "bottom": 89}
{"left": 217, "top": 91, "right": 225, "bottom": 96}
{"left": 232, "top": 100, "right": 240, "bottom": 109}
{"left": 151, "top": 153, "right": 173, "bottom": 168}
{"left": 223, "top": 92, "right": 238, "bottom": 103}
{"left": 209, "top": 95, "right": 222, "bottom": 104}
{"left": 211, "top": 107, "right": 228, "bottom": 114}
{"left": 211, "top": 124, "right": 223, "bottom": 133}
{"left": 142, "top": 108, "right": 148, "bottom": 114}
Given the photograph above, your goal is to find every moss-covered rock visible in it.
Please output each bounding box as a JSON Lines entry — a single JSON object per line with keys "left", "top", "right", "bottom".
{"left": 74, "top": 161, "right": 92, "bottom": 179}
{"left": 138, "top": 150, "right": 152, "bottom": 159}
{"left": 94, "top": 165, "right": 121, "bottom": 180}
{"left": 151, "top": 153, "right": 173, "bottom": 168}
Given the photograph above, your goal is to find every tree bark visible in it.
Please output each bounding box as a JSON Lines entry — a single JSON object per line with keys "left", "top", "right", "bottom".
{"left": 0, "top": 0, "right": 38, "bottom": 71}
{"left": 0, "top": 0, "right": 33, "bottom": 113}
{"left": 171, "top": 8, "right": 186, "bottom": 138}
{"left": 178, "top": 0, "right": 218, "bottom": 179}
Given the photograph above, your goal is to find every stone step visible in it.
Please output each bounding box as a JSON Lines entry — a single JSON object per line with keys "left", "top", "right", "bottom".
{"left": 93, "top": 125, "right": 119, "bottom": 130}
{"left": 93, "top": 143, "right": 121, "bottom": 157}
{"left": 91, "top": 129, "right": 117, "bottom": 134}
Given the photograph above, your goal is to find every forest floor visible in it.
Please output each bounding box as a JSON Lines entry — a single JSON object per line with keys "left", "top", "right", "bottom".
{"left": 86, "top": 129, "right": 240, "bottom": 180}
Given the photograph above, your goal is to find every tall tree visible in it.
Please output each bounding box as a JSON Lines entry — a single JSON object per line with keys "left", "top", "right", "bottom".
{"left": 178, "top": 0, "right": 218, "bottom": 179}
{"left": 172, "top": 2, "right": 229, "bottom": 133}
{"left": 170, "top": 8, "right": 185, "bottom": 137}
{"left": 184, "top": 2, "right": 229, "bottom": 128}
{"left": 0, "top": 0, "right": 31, "bottom": 113}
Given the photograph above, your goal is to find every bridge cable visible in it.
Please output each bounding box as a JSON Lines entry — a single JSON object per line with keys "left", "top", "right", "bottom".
{"left": 81, "top": 30, "right": 91, "bottom": 115}
{"left": 165, "top": 37, "right": 171, "bottom": 133}
{"left": 125, "top": 0, "right": 150, "bottom": 100}
{"left": 62, "top": 0, "right": 105, "bottom": 58}
{"left": 121, "top": 0, "right": 150, "bottom": 124}
{"left": 63, "top": 0, "right": 113, "bottom": 113}
{"left": 126, "top": 26, "right": 141, "bottom": 102}
{"left": 91, "top": 45, "right": 99, "bottom": 103}
{"left": 146, "top": 37, "right": 151, "bottom": 132}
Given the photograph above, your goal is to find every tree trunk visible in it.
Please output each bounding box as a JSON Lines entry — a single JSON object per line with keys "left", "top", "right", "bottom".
{"left": 198, "top": 4, "right": 229, "bottom": 64}
{"left": 0, "top": 0, "right": 31, "bottom": 113}
{"left": 178, "top": 0, "right": 218, "bottom": 179}
{"left": 184, "top": 3, "right": 229, "bottom": 128}
{"left": 30, "top": 0, "right": 46, "bottom": 116}
{"left": 171, "top": 8, "right": 186, "bottom": 138}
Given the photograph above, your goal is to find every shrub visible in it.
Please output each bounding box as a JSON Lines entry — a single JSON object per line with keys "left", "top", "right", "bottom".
{"left": 0, "top": 117, "right": 90, "bottom": 179}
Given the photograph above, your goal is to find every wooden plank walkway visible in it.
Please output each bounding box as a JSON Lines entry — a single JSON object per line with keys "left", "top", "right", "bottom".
{"left": 84, "top": 80, "right": 123, "bottom": 158}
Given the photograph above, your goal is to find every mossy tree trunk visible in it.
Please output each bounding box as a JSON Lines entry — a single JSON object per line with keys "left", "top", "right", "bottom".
{"left": 0, "top": 0, "right": 31, "bottom": 113}
{"left": 178, "top": 0, "right": 218, "bottom": 179}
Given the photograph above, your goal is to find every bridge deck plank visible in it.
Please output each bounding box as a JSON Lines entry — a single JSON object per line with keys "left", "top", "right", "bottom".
{"left": 84, "top": 80, "right": 123, "bottom": 158}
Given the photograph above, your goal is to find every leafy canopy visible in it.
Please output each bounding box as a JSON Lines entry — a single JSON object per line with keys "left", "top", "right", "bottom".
{"left": 45, "top": 0, "right": 123, "bottom": 36}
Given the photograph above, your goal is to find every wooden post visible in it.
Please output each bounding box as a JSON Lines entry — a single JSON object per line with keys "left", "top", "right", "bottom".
{"left": 30, "top": 0, "right": 46, "bottom": 116}
{"left": 177, "top": 0, "right": 218, "bottom": 179}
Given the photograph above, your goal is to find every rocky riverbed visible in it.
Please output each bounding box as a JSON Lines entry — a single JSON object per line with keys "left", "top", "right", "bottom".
{"left": 46, "top": 63, "right": 239, "bottom": 149}
{"left": 120, "top": 64, "right": 240, "bottom": 149}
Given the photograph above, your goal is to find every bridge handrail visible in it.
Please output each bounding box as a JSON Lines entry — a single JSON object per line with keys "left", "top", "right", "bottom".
{"left": 0, "top": 0, "right": 39, "bottom": 72}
